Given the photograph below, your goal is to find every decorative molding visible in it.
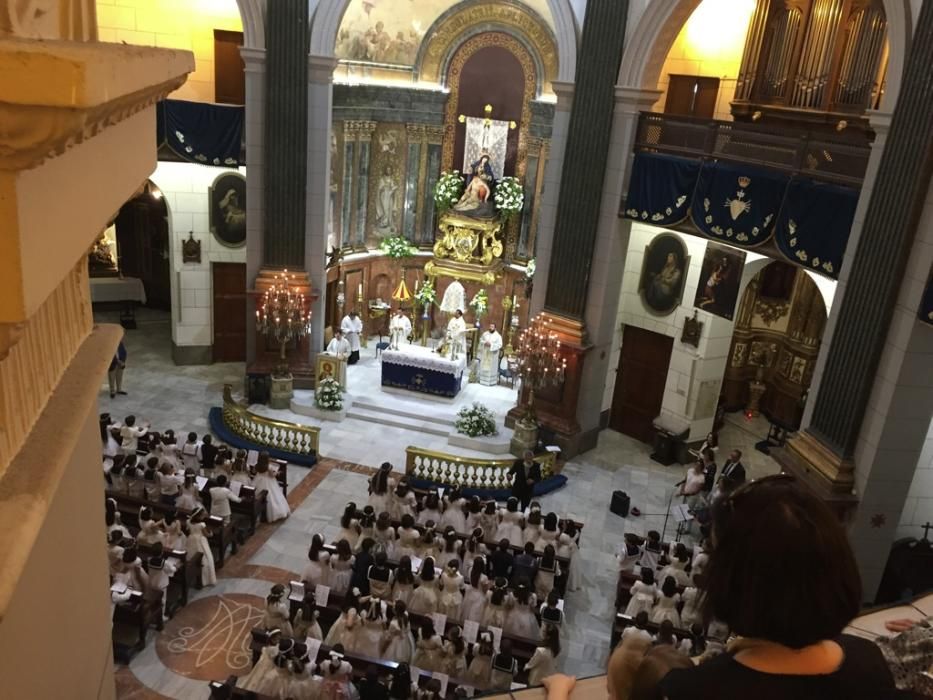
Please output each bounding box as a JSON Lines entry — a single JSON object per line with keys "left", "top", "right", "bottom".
{"left": 308, "top": 54, "right": 339, "bottom": 83}
{"left": 0, "top": 0, "right": 96, "bottom": 41}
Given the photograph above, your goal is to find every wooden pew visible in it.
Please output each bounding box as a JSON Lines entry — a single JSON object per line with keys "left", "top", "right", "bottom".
{"left": 136, "top": 542, "right": 204, "bottom": 608}
{"left": 111, "top": 589, "right": 148, "bottom": 663}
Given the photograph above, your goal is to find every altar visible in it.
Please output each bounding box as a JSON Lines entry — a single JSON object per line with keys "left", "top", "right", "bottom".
{"left": 380, "top": 344, "right": 467, "bottom": 398}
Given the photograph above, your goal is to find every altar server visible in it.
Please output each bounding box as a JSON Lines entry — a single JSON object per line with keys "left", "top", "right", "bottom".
{"left": 340, "top": 311, "right": 363, "bottom": 364}
{"left": 446, "top": 309, "right": 467, "bottom": 359}
{"left": 478, "top": 323, "right": 503, "bottom": 386}
{"left": 326, "top": 328, "right": 350, "bottom": 358}
{"left": 389, "top": 308, "right": 412, "bottom": 350}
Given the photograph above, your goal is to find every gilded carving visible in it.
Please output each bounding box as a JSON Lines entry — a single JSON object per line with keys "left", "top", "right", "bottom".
{"left": 754, "top": 298, "right": 791, "bottom": 326}
{"left": 433, "top": 211, "right": 503, "bottom": 266}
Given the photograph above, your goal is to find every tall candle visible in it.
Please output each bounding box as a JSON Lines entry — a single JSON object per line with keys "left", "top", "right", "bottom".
{"left": 358, "top": 283, "right": 363, "bottom": 297}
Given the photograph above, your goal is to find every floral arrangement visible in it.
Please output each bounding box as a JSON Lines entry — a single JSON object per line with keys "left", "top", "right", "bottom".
{"left": 469, "top": 289, "right": 489, "bottom": 316}
{"left": 434, "top": 171, "right": 465, "bottom": 214}
{"left": 455, "top": 402, "right": 498, "bottom": 438}
{"left": 525, "top": 258, "right": 536, "bottom": 278}
{"left": 414, "top": 278, "right": 437, "bottom": 308}
{"left": 316, "top": 376, "right": 343, "bottom": 411}
{"left": 494, "top": 176, "right": 524, "bottom": 220}
{"left": 379, "top": 235, "right": 417, "bottom": 258}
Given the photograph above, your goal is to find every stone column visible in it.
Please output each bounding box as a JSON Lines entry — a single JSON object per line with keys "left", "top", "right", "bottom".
{"left": 241, "top": 46, "right": 266, "bottom": 364}
{"left": 305, "top": 55, "right": 339, "bottom": 357}
{"left": 775, "top": 0, "right": 933, "bottom": 508}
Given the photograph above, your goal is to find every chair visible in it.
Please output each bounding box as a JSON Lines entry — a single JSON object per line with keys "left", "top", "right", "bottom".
{"left": 375, "top": 340, "right": 390, "bottom": 358}
{"left": 498, "top": 353, "right": 516, "bottom": 388}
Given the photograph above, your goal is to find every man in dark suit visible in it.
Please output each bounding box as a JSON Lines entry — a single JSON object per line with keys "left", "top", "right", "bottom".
{"left": 509, "top": 450, "right": 542, "bottom": 511}
{"left": 719, "top": 449, "right": 746, "bottom": 492}
{"left": 488, "top": 539, "right": 514, "bottom": 580}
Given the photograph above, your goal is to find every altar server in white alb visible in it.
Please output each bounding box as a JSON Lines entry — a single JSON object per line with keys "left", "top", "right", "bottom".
{"left": 340, "top": 310, "right": 363, "bottom": 364}
{"left": 447, "top": 309, "right": 467, "bottom": 359}
{"left": 478, "top": 322, "right": 503, "bottom": 386}
{"left": 326, "top": 328, "right": 351, "bottom": 358}
{"left": 389, "top": 308, "right": 412, "bottom": 350}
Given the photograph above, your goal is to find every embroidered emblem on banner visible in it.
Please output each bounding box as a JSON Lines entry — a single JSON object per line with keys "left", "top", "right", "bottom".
{"left": 725, "top": 176, "right": 752, "bottom": 221}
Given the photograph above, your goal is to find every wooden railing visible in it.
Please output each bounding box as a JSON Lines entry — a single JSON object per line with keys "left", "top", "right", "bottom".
{"left": 221, "top": 384, "right": 320, "bottom": 457}
{"left": 404, "top": 446, "right": 556, "bottom": 490}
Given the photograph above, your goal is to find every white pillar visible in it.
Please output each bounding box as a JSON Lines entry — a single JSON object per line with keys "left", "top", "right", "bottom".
{"left": 305, "top": 54, "right": 339, "bottom": 359}
{"left": 242, "top": 46, "right": 266, "bottom": 364}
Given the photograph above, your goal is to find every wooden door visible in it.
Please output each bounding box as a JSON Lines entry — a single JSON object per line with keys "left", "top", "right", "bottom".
{"left": 610, "top": 325, "right": 675, "bottom": 444}
{"left": 212, "top": 263, "right": 247, "bottom": 362}
{"left": 665, "top": 75, "right": 721, "bottom": 118}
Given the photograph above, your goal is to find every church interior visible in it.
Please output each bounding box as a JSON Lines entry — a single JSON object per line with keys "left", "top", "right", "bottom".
{"left": 2, "top": 0, "right": 933, "bottom": 698}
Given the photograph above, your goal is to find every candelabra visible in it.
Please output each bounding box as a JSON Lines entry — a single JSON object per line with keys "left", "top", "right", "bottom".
{"left": 514, "top": 313, "right": 567, "bottom": 423}
{"left": 256, "top": 269, "right": 312, "bottom": 375}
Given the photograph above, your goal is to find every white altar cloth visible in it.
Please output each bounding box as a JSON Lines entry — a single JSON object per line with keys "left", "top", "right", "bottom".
{"left": 381, "top": 344, "right": 466, "bottom": 376}
{"left": 90, "top": 277, "right": 147, "bottom": 304}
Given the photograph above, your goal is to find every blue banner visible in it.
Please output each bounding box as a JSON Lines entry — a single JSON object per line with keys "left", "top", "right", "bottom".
{"left": 157, "top": 99, "right": 244, "bottom": 167}
{"left": 622, "top": 152, "right": 700, "bottom": 226}
{"left": 774, "top": 179, "right": 859, "bottom": 280}
{"left": 690, "top": 161, "right": 789, "bottom": 247}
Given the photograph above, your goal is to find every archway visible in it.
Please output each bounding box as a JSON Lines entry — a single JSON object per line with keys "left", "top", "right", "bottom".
{"left": 113, "top": 180, "right": 172, "bottom": 312}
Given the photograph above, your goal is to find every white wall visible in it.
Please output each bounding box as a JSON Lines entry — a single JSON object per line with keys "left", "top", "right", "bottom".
{"left": 602, "top": 222, "right": 768, "bottom": 440}
{"left": 151, "top": 161, "right": 248, "bottom": 353}
{"left": 896, "top": 412, "right": 933, "bottom": 540}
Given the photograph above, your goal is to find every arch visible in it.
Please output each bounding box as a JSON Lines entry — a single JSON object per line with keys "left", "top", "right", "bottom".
{"left": 309, "top": 0, "right": 578, "bottom": 82}
{"left": 234, "top": 0, "right": 266, "bottom": 50}
{"left": 617, "top": 0, "right": 911, "bottom": 110}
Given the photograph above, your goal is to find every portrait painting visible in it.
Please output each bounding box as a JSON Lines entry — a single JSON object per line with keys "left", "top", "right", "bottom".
{"left": 209, "top": 172, "right": 246, "bottom": 247}
{"left": 639, "top": 233, "right": 689, "bottom": 315}
{"left": 694, "top": 241, "right": 746, "bottom": 320}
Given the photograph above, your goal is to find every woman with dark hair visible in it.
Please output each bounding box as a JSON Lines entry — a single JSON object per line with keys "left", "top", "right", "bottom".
{"left": 506, "top": 578, "right": 540, "bottom": 639}
{"left": 388, "top": 662, "right": 414, "bottom": 699}
{"left": 412, "top": 619, "right": 443, "bottom": 673}
{"left": 396, "top": 513, "right": 420, "bottom": 560}
{"left": 391, "top": 478, "right": 417, "bottom": 521}
{"left": 466, "top": 630, "right": 495, "bottom": 689}
{"left": 479, "top": 500, "right": 499, "bottom": 539}
{"left": 482, "top": 576, "right": 512, "bottom": 629}
{"left": 292, "top": 593, "right": 322, "bottom": 641}
{"left": 368, "top": 462, "right": 393, "bottom": 515}
{"left": 624, "top": 567, "right": 658, "bottom": 618}
{"left": 440, "top": 485, "right": 468, "bottom": 534}
{"left": 465, "top": 495, "right": 483, "bottom": 532}
{"left": 443, "top": 624, "right": 468, "bottom": 679}
{"left": 525, "top": 625, "right": 561, "bottom": 686}
{"left": 536, "top": 544, "right": 562, "bottom": 601}
{"left": 383, "top": 600, "right": 414, "bottom": 664}
{"left": 461, "top": 527, "right": 487, "bottom": 580}
{"left": 495, "top": 496, "right": 525, "bottom": 544}
{"left": 337, "top": 502, "right": 361, "bottom": 550}
{"left": 539, "top": 511, "right": 560, "bottom": 552}
{"left": 651, "top": 575, "right": 682, "bottom": 628}
{"left": 523, "top": 506, "right": 543, "bottom": 547}
{"left": 330, "top": 539, "right": 356, "bottom": 595}
{"left": 418, "top": 493, "right": 442, "bottom": 527}
{"left": 368, "top": 549, "right": 395, "bottom": 600}
{"left": 661, "top": 475, "right": 899, "bottom": 699}
{"left": 261, "top": 583, "right": 293, "bottom": 637}
{"left": 439, "top": 558, "right": 464, "bottom": 619}
{"left": 303, "top": 533, "right": 331, "bottom": 588}
{"left": 409, "top": 557, "right": 440, "bottom": 615}
{"left": 393, "top": 555, "right": 415, "bottom": 606}
{"left": 462, "top": 555, "right": 489, "bottom": 623}
{"left": 374, "top": 510, "right": 397, "bottom": 558}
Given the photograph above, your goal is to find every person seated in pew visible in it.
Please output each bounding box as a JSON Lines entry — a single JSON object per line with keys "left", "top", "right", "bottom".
{"left": 292, "top": 593, "right": 323, "bottom": 641}
{"left": 107, "top": 530, "right": 126, "bottom": 575}
{"left": 254, "top": 451, "right": 290, "bottom": 522}
{"left": 262, "top": 583, "right": 293, "bottom": 637}
{"left": 331, "top": 539, "right": 357, "bottom": 596}
{"left": 490, "top": 639, "right": 519, "bottom": 690}
{"left": 115, "top": 546, "right": 149, "bottom": 592}
{"left": 185, "top": 506, "right": 216, "bottom": 586}
{"left": 624, "top": 568, "right": 658, "bottom": 619}
{"left": 416, "top": 677, "right": 443, "bottom": 700}
{"left": 412, "top": 619, "right": 444, "bottom": 674}
{"left": 108, "top": 461, "right": 126, "bottom": 493}
{"left": 125, "top": 462, "right": 146, "bottom": 500}
{"left": 230, "top": 453, "right": 252, "bottom": 487}
{"left": 162, "top": 510, "right": 186, "bottom": 550}
{"left": 105, "top": 498, "right": 131, "bottom": 540}
{"left": 660, "top": 543, "right": 692, "bottom": 588}
{"left": 388, "top": 663, "right": 415, "bottom": 700}
{"left": 157, "top": 462, "right": 184, "bottom": 506}
{"left": 651, "top": 576, "right": 683, "bottom": 629}
{"left": 208, "top": 474, "right": 242, "bottom": 525}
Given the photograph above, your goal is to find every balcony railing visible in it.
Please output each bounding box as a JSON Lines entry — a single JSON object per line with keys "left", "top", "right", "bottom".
{"left": 634, "top": 112, "right": 871, "bottom": 187}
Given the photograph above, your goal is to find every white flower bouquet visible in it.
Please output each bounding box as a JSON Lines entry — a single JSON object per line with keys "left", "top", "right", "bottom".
{"left": 434, "top": 171, "right": 465, "bottom": 214}
{"left": 379, "top": 235, "right": 416, "bottom": 258}
{"left": 414, "top": 278, "right": 437, "bottom": 307}
{"left": 525, "top": 258, "right": 536, "bottom": 278}
{"left": 469, "top": 289, "right": 489, "bottom": 316}
{"left": 494, "top": 176, "right": 524, "bottom": 221}
{"left": 316, "top": 376, "right": 343, "bottom": 411}
{"left": 454, "top": 402, "right": 498, "bottom": 438}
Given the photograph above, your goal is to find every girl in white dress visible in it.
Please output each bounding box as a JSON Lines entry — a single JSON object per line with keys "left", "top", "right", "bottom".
{"left": 323, "top": 590, "right": 357, "bottom": 646}
{"left": 504, "top": 581, "right": 539, "bottom": 640}
{"left": 391, "top": 479, "right": 418, "bottom": 521}
{"left": 125, "top": 464, "right": 146, "bottom": 500}
{"left": 136, "top": 508, "right": 165, "bottom": 547}
{"left": 373, "top": 512, "right": 396, "bottom": 559}
{"left": 330, "top": 539, "right": 355, "bottom": 595}
{"left": 292, "top": 596, "right": 323, "bottom": 641}
{"left": 478, "top": 501, "right": 498, "bottom": 543}
{"left": 286, "top": 646, "right": 321, "bottom": 700}
{"left": 481, "top": 577, "right": 511, "bottom": 629}
{"left": 237, "top": 633, "right": 286, "bottom": 693}
{"left": 417, "top": 493, "right": 442, "bottom": 527}
{"left": 185, "top": 506, "right": 216, "bottom": 586}
{"left": 174, "top": 472, "right": 201, "bottom": 512}
{"left": 158, "top": 431, "right": 180, "bottom": 470}
{"left": 367, "top": 550, "right": 395, "bottom": 600}
{"left": 319, "top": 649, "right": 354, "bottom": 700}
{"left": 465, "top": 631, "right": 494, "bottom": 690}
{"left": 443, "top": 625, "right": 468, "bottom": 679}
{"left": 416, "top": 524, "right": 441, "bottom": 562}
{"left": 412, "top": 620, "right": 444, "bottom": 673}
{"left": 440, "top": 487, "right": 468, "bottom": 534}
{"left": 438, "top": 528, "right": 462, "bottom": 573}
{"left": 253, "top": 453, "right": 290, "bottom": 522}
{"left": 356, "top": 599, "right": 387, "bottom": 658}
{"left": 265, "top": 653, "right": 292, "bottom": 698}
{"left": 624, "top": 567, "right": 658, "bottom": 618}
{"left": 556, "top": 522, "right": 582, "bottom": 592}
{"left": 464, "top": 496, "right": 483, "bottom": 532}
{"left": 107, "top": 462, "right": 126, "bottom": 493}
{"left": 382, "top": 600, "right": 414, "bottom": 664}
{"left": 522, "top": 508, "right": 543, "bottom": 547}
{"left": 660, "top": 545, "right": 692, "bottom": 588}
{"left": 460, "top": 557, "right": 488, "bottom": 623}
{"left": 438, "top": 560, "right": 464, "bottom": 620}
{"left": 359, "top": 508, "right": 376, "bottom": 547}
{"left": 535, "top": 545, "right": 562, "bottom": 601}
{"left": 393, "top": 556, "right": 415, "bottom": 607}
{"left": 460, "top": 529, "right": 487, "bottom": 581}
{"left": 368, "top": 463, "right": 394, "bottom": 516}
{"left": 303, "top": 534, "right": 331, "bottom": 588}
{"left": 395, "top": 514, "right": 420, "bottom": 560}
{"left": 651, "top": 575, "right": 682, "bottom": 627}
{"left": 230, "top": 455, "right": 252, "bottom": 488}
{"left": 336, "top": 503, "right": 361, "bottom": 551}
{"left": 538, "top": 512, "right": 560, "bottom": 552}
{"left": 680, "top": 579, "right": 702, "bottom": 628}
{"left": 408, "top": 557, "right": 440, "bottom": 615}
{"left": 143, "top": 461, "right": 160, "bottom": 502}
{"left": 162, "top": 511, "right": 186, "bottom": 550}
{"left": 524, "top": 626, "right": 560, "bottom": 686}
{"left": 494, "top": 497, "right": 524, "bottom": 545}
{"left": 262, "top": 583, "right": 294, "bottom": 636}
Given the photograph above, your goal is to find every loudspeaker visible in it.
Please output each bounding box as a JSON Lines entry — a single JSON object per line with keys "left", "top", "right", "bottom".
{"left": 610, "top": 490, "right": 630, "bottom": 518}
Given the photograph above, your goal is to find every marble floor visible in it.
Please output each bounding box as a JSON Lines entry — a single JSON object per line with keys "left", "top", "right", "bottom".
{"left": 104, "top": 311, "right": 785, "bottom": 697}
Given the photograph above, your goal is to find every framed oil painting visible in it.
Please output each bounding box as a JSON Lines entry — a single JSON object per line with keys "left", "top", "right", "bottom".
{"left": 694, "top": 241, "right": 746, "bottom": 320}
{"left": 209, "top": 171, "right": 246, "bottom": 248}
{"left": 639, "top": 233, "right": 689, "bottom": 316}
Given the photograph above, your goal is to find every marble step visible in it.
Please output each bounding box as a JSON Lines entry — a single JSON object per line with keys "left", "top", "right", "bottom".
{"left": 348, "top": 397, "right": 458, "bottom": 428}
{"left": 344, "top": 403, "right": 452, "bottom": 437}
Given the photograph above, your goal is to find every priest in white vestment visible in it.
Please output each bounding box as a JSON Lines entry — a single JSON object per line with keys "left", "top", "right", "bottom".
{"left": 340, "top": 311, "right": 363, "bottom": 364}
{"left": 478, "top": 323, "right": 503, "bottom": 386}
{"left": 324, "top": 329, "right": 350, "bottom": 388}
{"left": 389, "top": 309, "right": 412, "bottom": 350}
{"left": 447, "top": 309, "right": 467, "bottom": 360}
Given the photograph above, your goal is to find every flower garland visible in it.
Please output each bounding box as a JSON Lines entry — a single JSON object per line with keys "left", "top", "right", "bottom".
{"left": 470, "top": 289, "right": 489, "bottom": 316}
{"left": 316, "top": 376, "right": 343, "bottom": 411}
{"left": 434, "top": 171, "right": 465, "bottom": 215}
{"left": 494, "top": 176, "right": 524, "bottom": 221}
{"left": 414, "top": 278, "right": 437, "bottom": 307}
{"left": 379, "top": 236, "right": 417, "bottom": 258}
{"left": 454, "top": 402, "right": 498, "bottom": 438}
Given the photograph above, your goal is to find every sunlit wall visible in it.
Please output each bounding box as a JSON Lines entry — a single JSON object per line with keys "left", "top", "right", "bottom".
{"left": 96, "top": 0, "right": 243, "bottom": 103}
